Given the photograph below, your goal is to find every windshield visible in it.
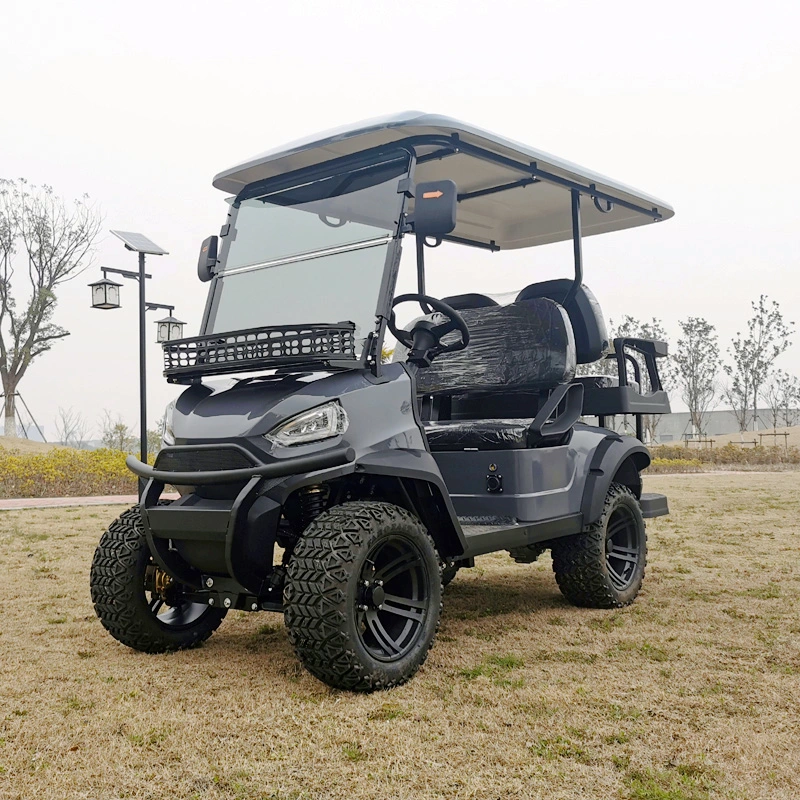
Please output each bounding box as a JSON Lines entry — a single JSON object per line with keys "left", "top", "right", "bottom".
{"left": 205, "top": 153, "right": 410, "bottom": 357}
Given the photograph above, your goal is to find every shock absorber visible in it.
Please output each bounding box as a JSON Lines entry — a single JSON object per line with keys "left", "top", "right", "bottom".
{"left": 298, "top": 484, "right": 330, "bottom": 529}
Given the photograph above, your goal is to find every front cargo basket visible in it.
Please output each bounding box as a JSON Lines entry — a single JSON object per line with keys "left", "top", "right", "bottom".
{"left": 162, "top": 322, "right": 357, "bottom": 382}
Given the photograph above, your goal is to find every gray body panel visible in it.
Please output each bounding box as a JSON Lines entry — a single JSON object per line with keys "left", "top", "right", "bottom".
{"left": 162, "top": 368, "right": 650, "bottom": 561}
{"left": 431, "top": 423, "right": 648, "bottom": 529}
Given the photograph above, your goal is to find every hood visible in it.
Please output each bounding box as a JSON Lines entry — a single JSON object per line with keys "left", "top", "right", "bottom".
{"left": 172, "top": 371, "right": 374, "bottom": 442}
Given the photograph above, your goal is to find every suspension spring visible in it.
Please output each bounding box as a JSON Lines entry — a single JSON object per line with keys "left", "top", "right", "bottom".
{"left": 298, "top": 484, "right": 330, "bottom": 529}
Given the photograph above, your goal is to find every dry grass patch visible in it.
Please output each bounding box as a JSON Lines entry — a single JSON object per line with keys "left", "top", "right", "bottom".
{"left": 0, "top": 473, "right": 799, "bottom": 799}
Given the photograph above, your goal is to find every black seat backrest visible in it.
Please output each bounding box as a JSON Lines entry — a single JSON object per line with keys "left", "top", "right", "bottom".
{"left": 440, "top": 293, "right": 498, "bottom": 310}
{"left": 516, "top": 280, "right": 608, "bottom": 364}
{"left": 414, "top": 298, "right": 576, "bottom": 396}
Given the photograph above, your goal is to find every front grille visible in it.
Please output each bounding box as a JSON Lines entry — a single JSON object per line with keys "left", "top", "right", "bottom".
{"left": 155, "top": 448, "right": 255, "bottom": 473}
{"left": 162, "top": 323, "right": 357, "bottom": 382}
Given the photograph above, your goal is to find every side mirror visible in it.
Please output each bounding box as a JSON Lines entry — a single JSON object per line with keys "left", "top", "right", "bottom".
{"left": 413, "top": 180, "right": 457, "bottom": 237}
{"left": 197, "top": 235, "right": 218, "bottom": 282}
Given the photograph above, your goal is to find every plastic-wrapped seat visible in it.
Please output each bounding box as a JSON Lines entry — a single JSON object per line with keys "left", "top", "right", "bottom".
{"left": 425, "top": 419, "right": 532, "bottom": 451}
{"left": 414, "top": 298, "right": 576, "bottom": 396}
{"left": 403, "top": 298, "right": 578, "bottom": 451}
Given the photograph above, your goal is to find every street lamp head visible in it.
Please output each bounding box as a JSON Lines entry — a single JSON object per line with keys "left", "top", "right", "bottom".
{"left": 155, "top": 315, "right": 186, "bottom": 342}
{"left": 89, "top": 277, "right": 122, "bottom": 309}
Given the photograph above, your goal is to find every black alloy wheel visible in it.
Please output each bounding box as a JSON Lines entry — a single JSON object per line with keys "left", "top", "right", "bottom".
{"left": 551, "top": 483, "right": 647, "bottom": 608}
{"left": 355, "top": 535, "right": 431, "bottom": 661}
{"left": 91, "top": 506, "right": 227, "bottom": 652}
{"left": 604, "top": 504, "right": 644, "bottom": 593}
{"left": 284, "top": 501, "right": 442, "bottom": 691}
{"left": 144, "top": 565, "right": 213, "bottom": 631}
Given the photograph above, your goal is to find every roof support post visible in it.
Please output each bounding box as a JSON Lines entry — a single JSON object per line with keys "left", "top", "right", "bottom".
{"left": 415, "top": 236, "right": 435, "bottom": 314}
{"left": 416, "top": 235, "right": 426, "bottom": 297}
{"left": 565, "top": 188, "right": 583, "bottom": 307}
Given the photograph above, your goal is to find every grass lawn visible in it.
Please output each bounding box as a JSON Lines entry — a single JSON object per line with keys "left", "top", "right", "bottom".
{"left": 0, "top": 473, "right": 798, "bottom": 800}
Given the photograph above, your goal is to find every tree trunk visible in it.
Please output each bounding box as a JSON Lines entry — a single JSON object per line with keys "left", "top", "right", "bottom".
{"left": 2, "top": 388, "right": 17, "bottom": 438}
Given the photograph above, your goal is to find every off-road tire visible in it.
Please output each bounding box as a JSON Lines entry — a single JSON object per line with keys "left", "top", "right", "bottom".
{"left": 90, "top": 506, "right": 227, "bottom": 653}
{"left": 441, "top": 562, "right": 460, "bottom": 587}
{"left": 284, "top": 501, "right": 442, "bottom": 692}
{"left": 551, "top": 484, "right": 646, "bottom": 608}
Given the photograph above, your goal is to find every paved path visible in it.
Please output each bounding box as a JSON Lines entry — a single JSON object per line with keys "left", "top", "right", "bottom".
{"left": 0, "top": 493, "right": 179, "bottom": 511}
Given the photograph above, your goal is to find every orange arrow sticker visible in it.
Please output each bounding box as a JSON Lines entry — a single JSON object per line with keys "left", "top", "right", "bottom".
{"left": 422, "top": 190, "right": 444, "bottom": 199}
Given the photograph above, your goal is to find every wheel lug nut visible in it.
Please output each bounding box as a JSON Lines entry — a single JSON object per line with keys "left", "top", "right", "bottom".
{"left": 223, "top": 597, "right": 232, "bottom": 608}
{"left": 208, "top": 598, "right": 215, "bottom": 605}
{"left": 205, "top": 577, "right": 214, "bottom": 588}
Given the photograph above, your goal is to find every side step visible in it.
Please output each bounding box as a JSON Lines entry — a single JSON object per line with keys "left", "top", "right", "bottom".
{"left": 640, "top": 493, "right": 669, "bottom": 518}
{"left": 460, "top": 513, "right": 582, "bottom": 558}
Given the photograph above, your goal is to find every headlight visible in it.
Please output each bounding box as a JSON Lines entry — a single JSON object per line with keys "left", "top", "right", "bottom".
{"left": 162, "top": 400, "right": 176, "bottom": 447}
{"left": 264, "top": 401, "right": 349, "bottom": 447}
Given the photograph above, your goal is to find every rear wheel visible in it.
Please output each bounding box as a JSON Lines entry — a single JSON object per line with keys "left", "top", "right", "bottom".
{"left": 90, "top": 506, "right": 227, "bottom": 652}
{"left": 551, "top": 484, "right": 646, "bottom": 608}
{"left": 284, "top": 501, "right": 442, "bottom": 691}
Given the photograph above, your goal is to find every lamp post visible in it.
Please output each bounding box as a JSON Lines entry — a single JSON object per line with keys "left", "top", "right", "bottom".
{"left": 89, "top": 231, "right": 171, "bottom": 489}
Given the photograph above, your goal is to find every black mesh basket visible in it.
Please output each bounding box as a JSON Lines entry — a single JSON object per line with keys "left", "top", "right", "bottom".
{"left": 162, "top": 323, "right": 358, "bottom": 382}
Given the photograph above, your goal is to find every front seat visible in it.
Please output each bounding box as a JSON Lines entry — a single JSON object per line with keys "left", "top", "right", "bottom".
{"left": 408, "top": 298, "right": 579, "bottom": 451}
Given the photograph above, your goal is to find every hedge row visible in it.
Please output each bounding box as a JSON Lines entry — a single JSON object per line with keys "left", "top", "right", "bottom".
{"left": 0, "top": 447, "right": 139, "bottom": 498}
{"left": 648, "top": 443, "right": 800, "bottom": 467}
{"left": 0, "top": 441, "right": 797, "bottom": 499}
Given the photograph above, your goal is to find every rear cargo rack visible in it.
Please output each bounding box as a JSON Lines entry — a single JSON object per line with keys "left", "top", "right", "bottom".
{"left": 162, "top": 322, "right": 358, "bottom": 383}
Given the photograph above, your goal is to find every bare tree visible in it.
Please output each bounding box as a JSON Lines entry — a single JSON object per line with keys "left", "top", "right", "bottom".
{"left": 764, "top": 371, "right": 800, "bottom": 429}
{"left": 54, "top": 406, "right": 91, "bottom": 448}
{"left": 100, "top": 411, "right": 137, "bottom": 453}
{"left": 720, "top": 380, "right": 751, "bottom": 432}
{"left": 723, "top": 295, "right": 794, "bottom": 432}
{"left": 673, "top": 317, "right": 719, "bottom": 436}
{"left": 0, "top": 179, "right": 102, "bottom": 437}
{"left": 782, "top": 376, "right": 800, "bottom": 428}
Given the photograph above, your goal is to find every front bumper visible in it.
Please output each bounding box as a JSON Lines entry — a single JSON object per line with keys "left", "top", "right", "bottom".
{"left": 131, "top": 444, "right": 356, "bottom": 602}
{"left": 126, "top": 445, "right": 355, "bottom": 484}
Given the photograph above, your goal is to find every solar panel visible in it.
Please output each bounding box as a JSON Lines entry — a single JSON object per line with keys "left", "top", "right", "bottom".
{"left": 110, "top": 230, "right": 169, "bottom": 255}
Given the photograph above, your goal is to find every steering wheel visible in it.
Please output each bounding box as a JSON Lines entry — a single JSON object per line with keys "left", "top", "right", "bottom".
{"left": 387, "top": 294, "right": 470, "bottom": 365}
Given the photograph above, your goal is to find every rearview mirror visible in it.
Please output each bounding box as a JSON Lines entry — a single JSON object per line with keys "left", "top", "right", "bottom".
{"left": 413, "top": 180, "right": 457, "bottom": 237}
{"left": 197, "top": 235, "right": 218, "bottom": 282}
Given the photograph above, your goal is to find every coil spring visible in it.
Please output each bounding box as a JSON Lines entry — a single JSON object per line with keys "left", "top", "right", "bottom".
{"left": 299, "top": 484, "right": 329, "bottom": 529}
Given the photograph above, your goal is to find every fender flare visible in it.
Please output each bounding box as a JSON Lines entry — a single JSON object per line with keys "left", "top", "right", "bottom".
{"left": 262, "top": 448, "right": 466, "bottom": 558}
{"left": 352, "top": 449, "right": 467, "bottom": 557}
{"left": 580, "top": 434, "right": 651, "bottom": 526}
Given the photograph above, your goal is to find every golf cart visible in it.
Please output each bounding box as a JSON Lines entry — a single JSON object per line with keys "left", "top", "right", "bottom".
{"left": 90, "top": 112, "right": 673, "bottom": 691}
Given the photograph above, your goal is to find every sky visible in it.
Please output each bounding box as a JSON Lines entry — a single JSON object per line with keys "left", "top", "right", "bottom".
{"left": 2, "top": 0, "right": 799, "bottom": 440}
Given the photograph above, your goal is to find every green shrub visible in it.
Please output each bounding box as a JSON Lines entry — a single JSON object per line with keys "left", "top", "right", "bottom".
{"left": 0, "top": 447, "right": 139, "bottom": 498}
{"left": 648, "top": 443, "right": 799, "bottom": 469}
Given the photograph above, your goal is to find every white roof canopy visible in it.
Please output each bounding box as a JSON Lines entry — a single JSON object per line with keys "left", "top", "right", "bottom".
{"left": 213, "top": 112, "right": 674, "bottom": 251}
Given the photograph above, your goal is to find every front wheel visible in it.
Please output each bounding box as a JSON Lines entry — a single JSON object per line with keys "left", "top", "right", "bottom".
{"left": 90, "top": 506, "right": 227, "bottom": 652}
{"left": 551, "top": 484, "right": 647, "bottom": 608}
{"left": 284, "top": 501, "right": 442, "bottom": 691}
